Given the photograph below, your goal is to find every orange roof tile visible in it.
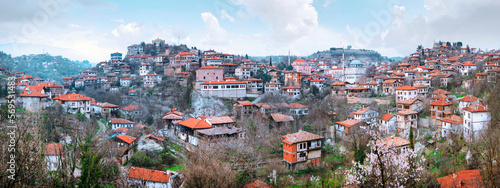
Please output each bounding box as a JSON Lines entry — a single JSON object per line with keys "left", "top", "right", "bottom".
{"left": 198, "top": 65, "right": 223, "bottom": 69}
{"left": 53, "top": 93, "right": 91, "bottom": 101}
{"left": 270, "top": 113, "right": 294, "bottom": 123}
{"left": 379, "top": 113, "right": 395, "bottom": 121}
{"left": 430, "top": 98, "right": 453, "bottom": 106}
{"left": 19, "top": 89, "right": 49, "bottom": 98}
{"left": 44, "top": 143, "right": 63, "bottom": 156}
{"left": 396, "top": 109, "right": 418, "bottom": 115}
{"left": 458, "top": 95, "right": 479, "bottom": 102}
{"left": 395, "top": 85, "right": 417, "bottom": 90}
{"left": 431, "top": 89, "right": 453, "bottom": 95}
{"left": 201, "top": 80, "right": 245, "bottom": 85}
{"left": 289, "top": 103, "right": 308, "bottom": 109}
{"left": 243, "top": 180, "right": 273, "bottom": 188}
{"left": 127, "top": 167, "right": 171, "bottom": 183}
{"left": 121, "top": 104, "right": 140, "bottom": 111}
{"left": 110, "top": 118, "right": 134, "bottom": 124}
{"left": 380, "top": 136, "right": 409, "bottom": 147}
{"left": 116, "top": 135, "right": 137, "bottom": 144}
{"left": 113, "top": 127, "right": 129, "bottom": 133}
{"left": 462, "top": 104, "right": 490, "bottom": 113}
{"left": 179, "top": 118, "right": 212, "bottom": 129}
{"left": 282, "top": 86, "right": 300, "bottom": 89}
{"left": 282, "top": 130, "right": 324, "bottom": 144}
{"left": 437, "top": 170, "right": 482, "bottom": 188}
{"left": 335, "top": 119, "right": 363, "bottom": 128}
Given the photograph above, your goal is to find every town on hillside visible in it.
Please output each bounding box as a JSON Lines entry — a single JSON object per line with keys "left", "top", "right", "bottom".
{"left": 1, "top": 39, "right": 498, "bottom": 187}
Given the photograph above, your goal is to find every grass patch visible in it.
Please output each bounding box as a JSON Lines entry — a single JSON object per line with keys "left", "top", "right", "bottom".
{"left": 167, "top": 142, "right": 183, "bottom": 152}
{"left": 16, "top": 108, "right": 25, "bottom": 112}
{"left": 165, "top": 164, "right": 186, "bottom": 171}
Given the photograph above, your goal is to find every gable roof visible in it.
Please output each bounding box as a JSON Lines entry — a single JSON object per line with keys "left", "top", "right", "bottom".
{"left": 145, "top": 134, "right": 165, "bottom": 142}
{"left": 397, "top": 98, "right": 421, "bottom": 105}
{"left": 335, "top": 119, "right": 363, "bottom": 128}
{"left": 430, "top": 98, "right": 453, "bottom": 106}
{"left": 396, "top": 109, "right": 418, "bottom": 115}
{"left": 198, "top": 65, "right": 223, "bottom": 69}
{"left": 113, "top": 127, "right": 129, "bottom": 133}
{"left": 379, "top": 113, "right": 395, "bottom": 121}
{"left": 380, "top": 136, "right": 410, "bottom": 148}
{"left": 121, "top": 104, "right": 139, "bottom": 111}
{"left": 19, "top": 89, "right": 49, "bottom": 98}
{"left": 207, "top": 116, "right": 234, "bottom": 125}
{"left": 437, "top": 170, "right": 482, "bottom": 188}
{"left": 178, "top": 118, "right": 212, "bottom": 129}
{"left": 270, "top": 113, "right": 294, "bottom": 123}
{"left": 352, "top": 107, "right": 371, "bottom": 115}
{"left": 282, "top": 130, "right": 324, "bottom": 144}
{"left": 127, "top": 167, "right": 171, "bottom": 183}
{"left": 110, "top": 118, "right": 134, "bottom": 124}
{"left": 462, "top": 104, "right": 490, "bottom": 113}
{"left": 45, "top": 143, "right": 63, "bottom": 156}
{"left": 458, "top": 95, "right": 480, "bottom": 102}
{"left": 289, "top": 103, "right": 308, "bottom": 109}
{"left": 53, "top": 93, "right": 92, "bottom": 101}
{"left": 116, "top": 135, "right": 137, "bottom": 144}
{"left": 431, "top": 89, "right": 453, "bottom": 95}
{"left": 395, "top": 85, "right": 417, "bottom": 90}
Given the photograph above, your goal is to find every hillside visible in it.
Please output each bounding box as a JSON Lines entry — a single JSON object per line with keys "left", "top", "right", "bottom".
{"left": 4, "top": 52, "right": 91, "bottom": 82}
{"left": 311, "top": 48, "right": 383, "bottom": 61}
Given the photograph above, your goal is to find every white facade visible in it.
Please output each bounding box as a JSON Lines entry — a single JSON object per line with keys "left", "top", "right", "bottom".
{"left": 200, "top": 82, "right": 247, "bottom": 98}
{"left": 463, "top": 109, "right": 490, "bottom": 141}
{"left": 396, "top": 89, "right": 418, "bottom": 103}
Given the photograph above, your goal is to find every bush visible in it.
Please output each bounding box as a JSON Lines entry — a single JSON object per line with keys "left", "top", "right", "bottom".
{"left": 129, "top": 151, "right": 162, "bottom": 167}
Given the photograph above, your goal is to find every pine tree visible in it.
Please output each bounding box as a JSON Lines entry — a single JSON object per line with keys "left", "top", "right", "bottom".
{"left": 409, "top": 125, "right": 414, "bottom": 150}
{"left": 269, "top": 57, "right": 272, "bottom": 66}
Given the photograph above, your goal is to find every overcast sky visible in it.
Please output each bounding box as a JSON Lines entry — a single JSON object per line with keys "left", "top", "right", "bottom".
{"left": 0, "top": 0, "right": 499, "bottom": 63}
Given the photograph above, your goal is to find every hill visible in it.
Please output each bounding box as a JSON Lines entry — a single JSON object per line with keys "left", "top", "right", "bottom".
{"left": 1, "top": 52, "right": 91, "bottom": 82}
{"left": 311, "top": 48, "right": 383, "bottom": 61}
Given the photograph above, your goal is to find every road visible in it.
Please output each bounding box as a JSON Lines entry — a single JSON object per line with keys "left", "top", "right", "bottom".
{"left": 96, "top": 120, "right": 107, "bottom": 137}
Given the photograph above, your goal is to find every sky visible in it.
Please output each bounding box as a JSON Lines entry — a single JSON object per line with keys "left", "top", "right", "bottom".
{"left": 1, "top": 0, "right": 499, "bottom": 63}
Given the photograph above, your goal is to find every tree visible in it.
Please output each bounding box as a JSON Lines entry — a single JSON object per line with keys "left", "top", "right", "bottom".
{"left": 346, "top": 139, "right": 426, "bottom": 187}
{"left": 409, "top": 126, "right": 414, "bottom": 150}
{"left": 269, "top": 57, "right": 272, "bottom": 66}
{"left": 467, "top": 45, "right": 471, "bottom": 53}
{"left": 245, "top": 54, "right": 249, "bottom": 59}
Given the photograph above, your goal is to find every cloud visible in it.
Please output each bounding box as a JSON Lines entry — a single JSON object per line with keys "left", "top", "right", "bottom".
{"left": 111, "top": 22, "right": 141, "bottom": 38}
{"left": 232, "top": 0, "right": 318, "bottom": 45}
{"left": 220, "top": 10, "right": 235, "bottom": 22}
{"left": 200, "top": 12, "right": 229, "bottom": 45}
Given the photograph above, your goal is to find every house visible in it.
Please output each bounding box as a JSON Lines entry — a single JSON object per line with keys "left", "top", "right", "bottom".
{"left": 437, "top": 170, "right": 483, "bottom": 188}
{"left": 395, "top": 85, "right": 418, "bottom": 103}
{"left": 414, "top": 84, "right": 429, "bottom": 98}
{"left": 120, "top": 78, "right": 132, "bottom": 87}
{"left": 463, "top": 104, "right": 491, "bottom": 141}
{"left": 19, "top": 88, "right": 49, "bottom": 112}
{"left": 346, "top": 86, "right": 371, "bottom": 98}
{"left": 195, "top": 65, "right": 224, "bottom": 89}
{"left": 330, "top": 81, "right": 348, "bottom": 95}
{"left": 382, "top": 79, "right": 402, "bottom": 95}
{"left": 430, "top": 89, "right": 453, "bottom": 98}
{"left": 139, "top": 63, "right": 151, "bottom": 76}
{"left": 309, "top": 79, "right": 325, "bottom": 92}
{"left": 396, "top": 98, "right": 424, "bottom": 112}
{"left": 334, "top": 119, "right": 365, "bottom": 138}
{"left": 460, "top": 61, "right": 476, "bottom": 76}
{"left": 200, "top": 80, "right": 246, "bottom": 98}
{"left": 360, "top": 82, "right": 379, "bottom": 93}
{"left": 283, "top": 71, "right": 302, "bottom": 87}
{"left": 113, "top": 127, "right": 129, "bottom": 135}
{"left": 143, "top": 73, "right": 162, "bottom": 88}
{"left": 197, "top": 126, "right": 244, "bottom": 143}
{"left": 144, "top": 134, "right": 165, "bottom": 143}
{"left": 111, "top": 134, "right": 136, "bottom": 165}
{"left": 110, "top": 118, "right": 134, "bottom": 129}
{"left": 282, "top": 86, "right": 301, "bottom": 99}
{"left": 127, "top": 167, "right": 177, "bottom": 188}
{"left": 378, "top": 136, "right": 410, "bottom": 152}
{"left": 44, "top": 143, "right": 63, "bottom": 171}
{"left": 128, "top": 89, "right": 137, "bottom": 96}
{"left": 233, "top": 100, "right": 257, "bottom": 119}
{"left": 177, "top": 118, "right": 213, "bottom": 145}
{"left": 163, "top": 111, "right": 184, "bottom": 129}
{"left": 205, "top": 116, "right": 235, "bottom": 127}
{"left": 348, "top": 107, "right": 379, "bottom": 126}
{"left": 441, "top": 114, "right": 463, "bottom": 139}
{"left": 91, "top": 101, "right": 119, "bottom": 118}
{"left": 413, "top": 77, "right": 432, "bottom": 88}
{"left": 396, "top": 109, "right": 418, "bottom": 136}
{"left": 53, "top": 93, "right": 92, "bottom": 118}
{"left": 235, "top": 66, "right": 251, "bottom": 80}
{"left": 243, "top": 78, "right": 264, "bottom": 94}
{"left": 430, "top": 98, "right": 453, "bottom": 125}
{"left": 265, "top": 81, "right": 283, "bottom": 94}
{"left": 288, "top": 103, "right": 309, "bottom": 116}
{"left": 270, "top": 113, "right": 294, "bottom": 128}
{"left": 282, "top": 129, "right": 324, "bottom": 170}
{"left": 379, "top": 113, "right": 396, "bottom": 133}
{"left": 63, "top": 77, "right": 73, "bottom": 89}
{"left": 121, "top": 104, "right": 141, "bottom": 117}
{"left": 458, "top": 95, "right": 482, "bottom": 114}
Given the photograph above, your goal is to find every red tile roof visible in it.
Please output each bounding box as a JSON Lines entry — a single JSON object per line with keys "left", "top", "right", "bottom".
{"left": 395, "top": 85, "right": 417, "bottom": 90}
{"left": 282, "top": 130, "right": 324, "bottom": 144}
{"left": 437, "top": 170, "right": 482, "bottom": 188}
{"left": 201, "top": 80, "right": 245, "bottom": 85}
{"left": 458, "top": 95, "right": 479, "bottom": 102}
{"left": 127, "top": 167, "right": 171, "bottom": 183}
{"left": 462, "top": 104, "right": 490, "bottom": 113}
{"left": 270, "top": 113, "right": 294, "bottom": 123}
{"left": 116, "top": 135, "right": 137, "bottom": 144}
{"left": 336, "top": 119, "right": 363, "bottom": 128}
{"left": 44, "top": 143, "right": 63, "bottom": 156}
{"left": 113, "top": 127, "right": 129, "bottom": 133}
{"left": 431, "top": 89, "right": 453, "bottom": 95}
{"left": 145, "top": 134, "right": 165, "bottom": 142}
{"left": 282, "top": 86, "right": 300, "bottom": 89}
{"left": 379, "top": 113, "right": 395, "bottom": 121}
{"left": 289, "top": 103, "right": 308, "bottom": 109}
{"left": 198, "top": 65, "right": 223, "bottom": 69}
{"left": 396, "top": 109, "right": 418, "bottom": 115}
{"left": 110, "top": 118, "right": 134, "bottom": 124}
{"left": 244, "top": 180, "right": 273, "bottom": 188}
{"left": 179, "top": 118, "right": 212, "bottom": 129}
{"left": 430, "top": 98, "right": 453, "bottom": 106}
{"left": 121, "top": 104, "right": 139, "bottom": 111}
{"left": 19, "top": 89, "right": 49, "bottom": 98}
{"left": 54, "top": 93, "right": 91, "bottom": 101}
{"left": 352, "top": 107, "right": 370, "bottom": 115}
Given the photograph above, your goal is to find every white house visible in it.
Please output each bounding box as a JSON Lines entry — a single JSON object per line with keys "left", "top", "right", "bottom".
{"left": 139, "top": 63, "right": 151, "bottom": 76}
{"left": 395, "top": 85, "right": 418, "bottom": 103}
{"left": 200, "top": 80, "right": 247, "bottom": 98}
{"left": 379, "top": 113, "right": 396, "bottom": 133}
{"left": 460, "top": 61, "right": 476, "bottom": 76}
{"left": 53, "top": 93, "right": 92, "bottom": 118}
{"left": 127, "top": 166, "right": 179, "bottom": 188}
{"left": 441, "top": 114, "right": 463, "bottom": 139}
{"left": 120, "top": 78, "right": 132, "bottom": 87}
{"left": 44, "top": 143, "right": 63, "bottom": 171}
{"left": 463, "top": 104, "right": 491, "bottom": 141}
{"left": 288, "top": 103, "right": 309, "bottom": 116}
{"left": 110, "top": 118, "right": 135, "bottom": 130}
{"left": 349, "top": 107, "right": 379, "bottom": 126}
{"left": 458, "top": 95, "right": 481, "bottom": 114}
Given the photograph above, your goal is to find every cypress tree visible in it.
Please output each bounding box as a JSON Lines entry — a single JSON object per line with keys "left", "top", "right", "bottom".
{"left": 409, "top": 125, "right": 414, "bottom": 150}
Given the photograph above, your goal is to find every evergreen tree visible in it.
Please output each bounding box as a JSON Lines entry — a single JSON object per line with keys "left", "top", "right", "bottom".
{"left": 269, "top": 57, "right": 272, "bottom": 66}
{"left": 409, "top": 125, "right": 414, "bottom": 150}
